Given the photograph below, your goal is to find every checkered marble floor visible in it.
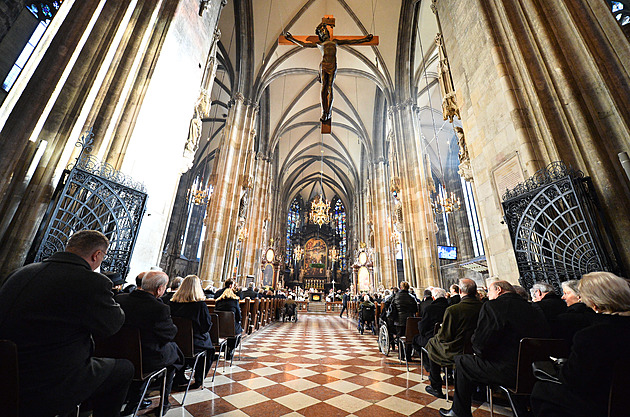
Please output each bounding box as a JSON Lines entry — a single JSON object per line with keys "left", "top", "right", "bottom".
{"left": 157, "top": 313, "right": 513, "bottom": 416}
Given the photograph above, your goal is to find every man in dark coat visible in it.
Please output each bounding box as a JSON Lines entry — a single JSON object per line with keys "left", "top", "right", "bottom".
{"left": 392, "top": 281, "right": 418, "bottom": 360}
{"left": 424, "top": 279, "right": 482, "bottom": 399}
{"left": 416, "top": 288, "right": 449, "bottom": 347}
{"left": 439, "top": 280, "right": 549, "bottom": 417}
{"left": 116, "top": 271, "right": 184, "bottom": 415}
{"left": 531, "top": 281, "right": 567, "bottom": 323}
{"left": 340, "top": 289, "right": 350, "bottom": 317}
{"left": 0, "top": 230, "right": 133, "bottom": 417}
{"left": 239, "top": 282, "right": 258, "bottom": 299}
{"left": 419, "top": 289, "right": 433, "bottom": 315}
{"left": 448, "top": 284, "right": 461, "bottom": 306}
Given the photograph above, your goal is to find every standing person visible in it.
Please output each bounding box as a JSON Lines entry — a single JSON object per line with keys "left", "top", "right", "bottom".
{"left": 169, "top": 275, "right": 215, "bottom": 389}
{"left": 0, "top": 230, "right": 133, "bottom": 417}
{"left": 392, "top": 281, "right": 418, "bottom": 360}
{"left": 214, "top": 284, "right": 243, "bottom": 360}
{"left": 116, "top": 271, "right": 185, "bottom": 415}
{"left": 439, "top": 280, "right": 549, "bottom": 417}
{"left": 340, "top": 289, "right": 350, "bottom": 317}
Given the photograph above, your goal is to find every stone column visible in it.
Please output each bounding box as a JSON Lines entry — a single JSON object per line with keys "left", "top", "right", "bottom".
{"left": 198, "top": 94, "right": 258, "bottom": 286}
{"left": 239, "top": 153, "right": 272, "bottom": 279}
{"left": 370, "top": 157, "right": 397, "bottom": 288}
{"left": 389, "top": 101, "right": 439, "bottom": 289}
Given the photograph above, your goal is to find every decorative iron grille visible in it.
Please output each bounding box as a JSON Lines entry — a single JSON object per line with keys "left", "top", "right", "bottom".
{"left": 31, "top": 130, "right": 148, "bottom": 278}
{"left": 502, "top": 161, "right": 617, "bottom": 292}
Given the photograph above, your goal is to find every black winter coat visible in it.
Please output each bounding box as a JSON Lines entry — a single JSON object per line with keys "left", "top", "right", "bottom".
{"left": 169, "top": 300, "right": 213, "bottom": 349}
{"left": 418, "top": 297, "right": 449, "bottom": 345}
{"left": 116, "top": 289, "right": 181, "bottom": 371}
{"left": 0, "top": 252, "right": 125, "bottom": 416}
{"left": 392, "top": 289, "right": 418, "bottom": 327}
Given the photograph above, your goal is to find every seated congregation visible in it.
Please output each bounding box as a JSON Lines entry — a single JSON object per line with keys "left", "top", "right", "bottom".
{"left": 0, "top": 229, "right": 629, "bottom": 417}
{"left": 350, "top": 274, "right": 630, "bottom": 417}
{"left": 0, "top": 230, "right": 285, "bottom": 417}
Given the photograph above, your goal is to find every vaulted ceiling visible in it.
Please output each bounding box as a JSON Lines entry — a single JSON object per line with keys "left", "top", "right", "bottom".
{"left": 197, "top": 0, "right": 460, "bottom": 215}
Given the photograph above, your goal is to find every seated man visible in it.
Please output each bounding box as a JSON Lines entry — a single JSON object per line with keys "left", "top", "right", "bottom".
{"left": 0, "top": 230, "right": 133, "bottom": 417}
{"left": 116, "top": 271, "right": 184, "bottom": 415}
{"left": 413, "top": 287, "right": 449, "bottom": 355}
{"left": 439, "top": 280, "right": 549, "bottom": 417}
{"left": 424, "top": 279, "right": 482, "bottom": 399}
{"left": 531, "top": 281, "right": 566, "bottom": 323}
{"left": 239, "top": 282, "right": 258, "bottom": 299}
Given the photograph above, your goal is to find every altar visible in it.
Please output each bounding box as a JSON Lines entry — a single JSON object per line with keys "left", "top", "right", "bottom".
{"left": 308, "top": 292, "right": 324, "bottom": 302}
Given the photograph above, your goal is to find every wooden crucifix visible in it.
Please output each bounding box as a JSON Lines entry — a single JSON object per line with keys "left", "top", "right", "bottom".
{"left": 279, "top": 15, "right": 379, "bottom": 134}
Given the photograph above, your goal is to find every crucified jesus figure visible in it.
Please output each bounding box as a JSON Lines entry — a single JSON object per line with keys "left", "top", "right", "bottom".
{"left": 284, "top": 22, "right": 374, "bottom": 127}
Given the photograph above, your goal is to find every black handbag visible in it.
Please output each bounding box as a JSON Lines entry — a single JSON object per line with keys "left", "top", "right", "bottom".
{"left": 532, "top": 358, "right": 566, "bottom": 384}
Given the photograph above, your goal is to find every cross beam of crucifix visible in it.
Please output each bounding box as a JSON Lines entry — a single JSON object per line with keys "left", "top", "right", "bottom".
{"left": 279, "top": 15, "right": 379, "bottom": 134}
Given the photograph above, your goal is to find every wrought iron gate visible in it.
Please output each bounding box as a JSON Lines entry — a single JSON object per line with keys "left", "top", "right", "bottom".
{"left": 31, "top": 130, "right": 148, "bottom": 278}
{"left": 502, "top": 162, "right": 618, "bottom": 292}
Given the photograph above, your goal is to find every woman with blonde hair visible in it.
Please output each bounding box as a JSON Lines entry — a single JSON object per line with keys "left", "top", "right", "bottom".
{"left": 552, "top": 279, "right": 595, "bottom": 344}
{"left": 169, "top": 275, "right": 214, "bottom": 389}
{"left": 531, "top": 272, "right": 630, "bottom": 417}
{"left": 214, "top": 283, "right": 242, "bottom": 359}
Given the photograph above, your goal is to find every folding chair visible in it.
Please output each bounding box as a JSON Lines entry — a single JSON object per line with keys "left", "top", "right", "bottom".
{"left": 488, "top": 338, "right": 569, "bottom": 417}
{"left": 216, "top": 310, "right": 243, "bottom": 368}
{"left": 209, "top": 313, "right": 227, "bottom": 381}
{"left": 397, "top": 316, "right": 422, "bottom": 371}
{"left": 171, "top": 317, "right": 207, "bottom": 405}
{"left": 94, "top": 326, "right": 167, "bottom": 417}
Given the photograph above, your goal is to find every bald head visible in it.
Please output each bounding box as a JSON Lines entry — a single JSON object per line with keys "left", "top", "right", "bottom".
{"left": 459, "top": 279, "right": 477, "bottom": 297}
{"left": 141, "top": 271, "right": 169, "bottom": 297}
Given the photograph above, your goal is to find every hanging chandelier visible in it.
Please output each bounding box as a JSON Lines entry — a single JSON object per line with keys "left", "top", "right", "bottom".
{"left": 431, "top": 190, "right": 461, "bottom": 214}
{"left": 293, "top": 244, "right": 304, "bottom": 262}
{"left": 309, "top": 195, "right": 330, "bottom": 227}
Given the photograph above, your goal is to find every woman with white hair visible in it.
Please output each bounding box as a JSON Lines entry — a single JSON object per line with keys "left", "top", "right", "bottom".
{"left": 531, "top": 272, "right": 630, "bottom": 417}
{"left": 551, "top": 280, "right": 595, "bottom": 344}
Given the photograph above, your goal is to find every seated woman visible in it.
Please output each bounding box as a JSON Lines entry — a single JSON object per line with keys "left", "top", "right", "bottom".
{"left": 552, "top": 279, "right": 595, "bottom": 345}
{"left": 213, "top": 284, "right": 243, "bottom": 359}
{"left": 169, "top": 275, "right": 215, "bottom": 389}
{"left": 531, "top": 272, "right": 630, "bottom": 417}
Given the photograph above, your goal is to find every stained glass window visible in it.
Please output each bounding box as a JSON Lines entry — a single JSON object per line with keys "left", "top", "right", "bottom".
{"left": 286, "top": 197, "right": 301, "bottom": 263}
{"left": 333, "top": 198, "right": 347, "bottom": 268}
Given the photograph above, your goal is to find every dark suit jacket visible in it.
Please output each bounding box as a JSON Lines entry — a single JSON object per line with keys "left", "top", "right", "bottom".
{"left": 116, "top": 289, "right": 181, "bottom": 371}
{"left": 426, "top": 295, "right": 482, "bottom": 366}
{"left": 169, "top": 300, "right": 213, "bottom": 349}
{"left": 420, "top": 296, "right": 433, "bottom": 315}
{"left": 392, "top": 289, "right": 418, "bottom": 327}
{"left": 448, "top": 294, "right": 461, "bottom": 306}
{"left": 533, "top": 292, "right": 567, "bottom": 323}
{"left": 417, "top": 297, "right": 449, "bottom": 346}
{"left": 239, "top": 288, "right": 258, "bottom": 299}
{"left": 0, "top": 252, "right": 125, "bottom": 415}
{"left": 472, "top": 292, "right": 549, "bottom": 375}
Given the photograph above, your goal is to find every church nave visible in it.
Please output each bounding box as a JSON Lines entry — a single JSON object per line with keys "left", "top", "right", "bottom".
{"left": 160, "top": 314, "right": 513, "bottom": 416}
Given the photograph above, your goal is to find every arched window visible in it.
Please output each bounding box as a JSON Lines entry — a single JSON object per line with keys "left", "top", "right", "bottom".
{"left": 333, "top": 199, "right": 347, "bottom": 268}
{"left": 286, "top": 197, "right": 301, "bottom": 263}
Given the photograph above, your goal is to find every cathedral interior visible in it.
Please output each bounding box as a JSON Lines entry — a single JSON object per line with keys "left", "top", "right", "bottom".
{"left": 1, "top": 0, "right": 629, "bottom": 292}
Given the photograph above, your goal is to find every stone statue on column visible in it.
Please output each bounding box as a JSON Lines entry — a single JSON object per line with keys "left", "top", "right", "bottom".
{"left": 455, "top": 126, "right": 473, "bottom": 181}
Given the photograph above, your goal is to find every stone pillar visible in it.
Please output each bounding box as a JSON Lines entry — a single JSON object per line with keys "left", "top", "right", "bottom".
{"left": 198, "top": 94, "right": 258, "bottom": 286}
{"left": 370, "top": 158, "right": 397, "bottom": 288}
{"left": 389, "top": 101, "right": 439, "bottom": 289}
{"left": 239, "top": 153, "right": 272, "bottom": 278}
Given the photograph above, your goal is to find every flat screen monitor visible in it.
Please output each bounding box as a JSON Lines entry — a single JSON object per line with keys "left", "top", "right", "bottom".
{"left": 437, "top": 245, "right": 457, "bottom": 260}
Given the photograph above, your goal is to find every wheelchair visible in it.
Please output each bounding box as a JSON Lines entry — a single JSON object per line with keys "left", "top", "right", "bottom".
{"left": 357, "top": 305, "right": 377, "bottom": 335}
{"left": 377, "top": 316, "right": 398, "bottom": 356}
{"left": 282, "top": 303, "right": 298, "bottom": 322}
